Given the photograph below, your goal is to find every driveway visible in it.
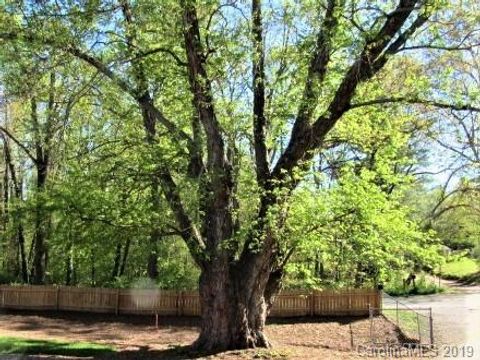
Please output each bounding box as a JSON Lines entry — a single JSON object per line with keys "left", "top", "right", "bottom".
{"left": 389, "top": 281, "right": 480, "bottom": 358}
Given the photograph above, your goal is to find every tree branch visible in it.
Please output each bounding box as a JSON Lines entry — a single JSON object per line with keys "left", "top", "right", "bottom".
{"left": 157, "top": 166, "right": 206, "bottom": 269}
{"left": 181, "top": 0, "right": 226, "bottom": 171}
{"left": 399, "top": 43, "right": 480, "bottom": 52}
{"left": 0, "top": 125, "right": 37, "bottom": 163}
{"left": 127, "top": 46, "right": 188, "bottom": 67}
{"left": 0, "top": 31, "right": 194, "bottom": 148}
{"left": 272, "top": 0, "right": 422, "bottom": 180}
{"left": 0, "top": 133, "right": 21, "bottom": 197}
{"left": 252, "top": 0, "right": 269, "bottom": 187}
{"left": 349, "top": 97, "right": 480, "bottom": 112}
{"left": 271, "top": 0, "right": 339, "bottom": 181}
{"left": 295, "top": 0, "right": 338, "bottom": 128}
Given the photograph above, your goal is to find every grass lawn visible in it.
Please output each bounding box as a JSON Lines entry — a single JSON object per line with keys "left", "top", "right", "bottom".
{"left": 0, "top": 336, "right": 115, "bottom": 357}
{"left": 384, "top": 272, "right": 445, "bottom": 296}
{"left": 383, "top": 308, "right": 419, "bottom": 336}
{"left": 440, "top": 257, "right": 480, "bottom": 283}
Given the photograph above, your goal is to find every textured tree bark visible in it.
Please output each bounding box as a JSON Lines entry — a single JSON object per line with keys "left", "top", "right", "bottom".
{"left": 2, "top": 136, "right": 28, "bottom": 282}
{"left": 119, "top": 238, "right": 131, "bottom": 276}
{"left": 90, "top": 248, "right": 96, "bottom": 286}
{"left": 146, "top": 231, "right": 159, "bottom": 279}
{"left": 1, "top": 174, "right": 12, "bottom": 274}
{"left": 111, "top": 242, "right": 122, "bottom": 281}
{"left": 31, "top": 74, "right": 55, "bottom": 284}
{"left": 194, "top": 261, "right": 273, "bottom": 351}
{"left": 32, "top": 160, "right": 48, "bottom": 284}
{"left": 16, "top": 223, "right": 28, "bottom": 283}
{"left": 65, "top": 242, "right": 74, "bottom": 286}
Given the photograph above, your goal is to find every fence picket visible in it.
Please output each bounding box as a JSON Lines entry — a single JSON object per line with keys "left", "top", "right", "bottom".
{"left": 0, "top": 285, "right": 379, "bottom": 317}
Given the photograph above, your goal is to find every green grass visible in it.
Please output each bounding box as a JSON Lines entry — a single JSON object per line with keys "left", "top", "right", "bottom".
{"left": 383, "top": 309, "right": 419, "bottom": 335}
{"left": 0, "top": 336, "right": 115, "bottom": 357}
{"left": 385, "top": 273, "right": 445, "bottom": 296}
{"left": 440, "top": 257, "right": 480, "bottom": 281}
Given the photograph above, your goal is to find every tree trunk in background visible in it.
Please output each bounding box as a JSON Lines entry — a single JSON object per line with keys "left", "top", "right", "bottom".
{"left": 111, "top": 242, "right": 122, "bottom": 280}
{"left": 31, "top": 71, "right": 56, "bottom": 284}
{"left": 90, "top": 248, "right": 96, "bottom": 286}
{"left": 16, "top": 224, "right": 28, "bottom": 282}
{"left": 32, "top": 159, "right": 48, "bottom": 284}
{"left": 65, "top": 241, "right": 75, "bottom": 286}
{"left": 119, "top": 238, "right": 131, "bottom": 276}
{"left": 119, "top": 2, "right": 163, "bottom": 282}
{"left": 147, "top": 228, "right": 160, "bottom": 279}
{"left": 111, "top": 236, "right": 132, "bottom": 280}
{"left": 1, "top": 159, "right": 9, "bottom": 272}
{"left": 138, "top": 98, "right": 162, "bottom": 281}
{"left": 3, "top": 137, "right": 28, "bottom": 282}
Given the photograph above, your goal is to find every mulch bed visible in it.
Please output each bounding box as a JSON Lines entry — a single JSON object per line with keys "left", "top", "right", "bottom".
{"left": 0, "top": 310, "right": 405, "bottom": 359}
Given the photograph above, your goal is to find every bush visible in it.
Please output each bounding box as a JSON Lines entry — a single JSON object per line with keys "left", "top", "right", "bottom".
{"left": 472, "top": 244, "right": 480, "bottom": 261}
{"left": 440, "top": 257, "right": 479, "bottom": 280}
{"left": 0, "top": 271, "right": 17, "bottom": 285}
{"left": 385, "top": 273, "right": 444, "bottom": 296}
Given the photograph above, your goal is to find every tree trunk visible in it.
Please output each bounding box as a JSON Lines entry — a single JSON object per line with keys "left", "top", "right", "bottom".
{"left": 1, "top": 161, "right": 10, "bottom": 272}
{"left": 17, "top": 224, "right": 28, "bottom": 283}
{"left": 193, "top": 256, "right": 277, "bottom": 351}
{"left": 65, "top": 242, "right": 74, "bottom": 286}
{"left": 111, "top": 242, "right": 122, "bottom": 280}
{"left": 3, "top": 138, "right": 28, "bottom": 282}
{"left": 194, "top": 285, "right": 270, "bottom": 351}
{"left": 119, "top": 238, "right": 131, "bottom": 276}
{"left": 32, "top": 160, "right": 48, "bottom": 284}
{"left": 147, "top": 227, "right": 160, "bottom": 279}
{"left": 90, "top": 248, "right": 96, "bottom": 286}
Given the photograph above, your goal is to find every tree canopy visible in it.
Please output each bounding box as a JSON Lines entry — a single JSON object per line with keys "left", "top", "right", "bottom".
{"left": 0, "top": 0, "right": 479, "bottom": 351}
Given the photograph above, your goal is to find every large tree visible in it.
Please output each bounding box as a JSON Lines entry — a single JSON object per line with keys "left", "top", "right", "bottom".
{"left": 1, "top": 0, "right": 480, "bottom": 351}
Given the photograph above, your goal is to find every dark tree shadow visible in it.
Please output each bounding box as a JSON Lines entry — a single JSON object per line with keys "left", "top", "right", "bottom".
{"left": 95, "top": 345, "right": 236, "bottom": 360}
{"left": 267, "top": 315, "right": 369, "bottom": 325}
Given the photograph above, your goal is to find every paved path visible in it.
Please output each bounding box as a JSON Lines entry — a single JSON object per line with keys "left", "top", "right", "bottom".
{"left": 389, "top": 281, "right": 480, "bottom": 359}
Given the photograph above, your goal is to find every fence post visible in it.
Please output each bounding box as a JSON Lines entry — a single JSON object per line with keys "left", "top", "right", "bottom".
{"left": 378, "top": 289, "right": 383, "bottom": 315}
{"left": 180, "top": 291, "right": 184, "bottom": 316}
{"left": 115, "top": 289, "right": 120, "bottom": 315}
{"left": 396, "top": 300, "right": 399, "bottom": 327}
{"left": 175, "top": 291, "right": 179, "bottom": 316}
{"left": 309, "top": 292, "right": 315, "bottom": 316}
{"left": 368, "top": 304, "right": 374, "bottom": 344}
{"left": 176, "top": 291, "right": 184, "bottom": 316}
{"left": 429, "top": 307, "right": 434, "bottom": 346}
{"left": 416, "top": 313, "right": 421, "bottom": 344}
{"left": 55, "top": 287, "right": 60, "bottom": 311}
{"left": 0, "top": 286, "right": 4, "bottom": 308}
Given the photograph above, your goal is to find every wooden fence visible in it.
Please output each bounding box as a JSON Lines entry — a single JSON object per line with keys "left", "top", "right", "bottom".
{"left": 0, "top": 286, "right": 380, "bottom": 317}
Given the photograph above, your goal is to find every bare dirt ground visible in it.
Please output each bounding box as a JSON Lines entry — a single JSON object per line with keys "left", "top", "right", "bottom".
{"left": 0, "top": 310, "right": 409, "bottom": 359}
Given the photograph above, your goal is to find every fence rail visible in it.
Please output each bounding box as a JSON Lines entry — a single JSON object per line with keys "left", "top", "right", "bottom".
{"left": 374, "top": 293, "right": 434, "bottom": 346}
{"left": 0, "top": 285, "right": 380, "bottom": 318}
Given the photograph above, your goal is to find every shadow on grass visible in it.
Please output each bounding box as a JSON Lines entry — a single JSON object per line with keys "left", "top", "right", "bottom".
{"left": 1, "top": 309, "right": 201, "bottom": 328}
{"left": 0, "top": 336, "right": 114, "bottom": 357}
{"left": 458, "top": 271, "right": 480, "bottom": 285}
{"left": 115, "top": 345, "right": 212, "bottom": 359}
{"left": 1, "top": 309, "right": 371, "bottom": 327}
{"left": 267, "top": 315, "right": 369, "bottom": 325}
{"left": 440, "top": 271, "right": 480, "bottom": 286}
{"left": 98, "top": 345, "right": 279, "bottom": 360}
{"left": 1, "top": 341, "right": 284, "bottom": 360}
